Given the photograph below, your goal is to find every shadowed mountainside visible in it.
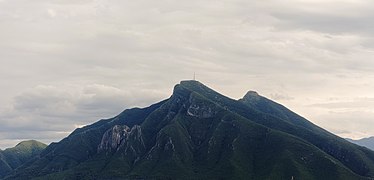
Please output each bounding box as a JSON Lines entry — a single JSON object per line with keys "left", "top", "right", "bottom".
{"left": 6, "top": 81, "right": 374, "bottom": 180}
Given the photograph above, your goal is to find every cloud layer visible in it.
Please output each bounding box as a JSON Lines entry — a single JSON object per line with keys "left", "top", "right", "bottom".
{"left": 1, "top": 0, "right": 374, "bottom": 148}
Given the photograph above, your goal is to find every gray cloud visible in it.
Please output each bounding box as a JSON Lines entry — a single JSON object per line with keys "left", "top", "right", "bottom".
{"left": 270, "top": 1, "right": 374, "bottom": 35}
{"left": 0, "top": 84, "right": 167, "bottom": 149}
{"left": 269, "top": 93, "right": 294, "bottom": 101}
{"left": 1, "top": 0, "right": 374, "bottom": 148}
{"left": 308, "top": 98, "right": 374, "bottom": 109}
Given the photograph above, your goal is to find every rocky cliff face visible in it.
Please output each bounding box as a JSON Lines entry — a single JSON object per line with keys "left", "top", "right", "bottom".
{"left": 187, "top": 94, "right": 217, "bottom": 119}
{"left": 98, "top": 125, "right": 145, "bottom": 155}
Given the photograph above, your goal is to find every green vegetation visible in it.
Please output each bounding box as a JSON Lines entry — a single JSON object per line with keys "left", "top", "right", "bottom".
{"left": 0, "top": 140, "right": 47, "bottom": 179}
{"left": 5, "top": 81, "right": 374, "bottom": 179}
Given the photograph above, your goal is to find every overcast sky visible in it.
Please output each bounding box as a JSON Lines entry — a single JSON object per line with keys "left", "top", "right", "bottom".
{"left": 1, "top": 0, "right": 374, "bottom": 149}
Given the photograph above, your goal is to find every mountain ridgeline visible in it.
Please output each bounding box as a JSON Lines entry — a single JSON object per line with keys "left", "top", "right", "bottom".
{"left": 5, "top": 81, "right": 374, "bottom": 179}
{"left": 0, "top": 140, "right": 46, "bottom": 179}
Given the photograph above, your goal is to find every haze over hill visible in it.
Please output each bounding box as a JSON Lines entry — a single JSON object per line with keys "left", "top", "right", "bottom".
{"left": 347, "top": 137, "right": 374, "bottom": 151}
{"left": 4, "top": 81, "right": 374, "bottom": 180}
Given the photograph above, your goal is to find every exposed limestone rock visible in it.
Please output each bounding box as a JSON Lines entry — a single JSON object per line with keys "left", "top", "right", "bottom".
{"left": 98, "top": 125, "right": 145, "bottom": 154}
{"left": 145, "top": 135, "right": 176, "bottom": 161}
{"left": 120, "top": 125, "right": 146, "bottom": 156}
{"left": 187, "top": 95, "right": 217, "bottom": 118}
{"left": 97, "top": 125, "right": 129, "bottom": 152}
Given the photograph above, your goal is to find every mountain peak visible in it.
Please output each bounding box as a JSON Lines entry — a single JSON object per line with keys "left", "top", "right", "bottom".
{"left": 180, "top": 79, "right": 199, "bottom": 84}
{"left": 173, "top": 80, "right": 225, "bottom": 102}
{"left": 0, "top": 140, "right": 47, "bottom": 178}
{"left": 179, "top": 80, "right": 204, "bottom": 89}
{"left": 15, "top": 140, "right": 47, "bottom": 149}
{"left": 242, "top": 90, "right": 261, "bottom": 101}
{"left": 173, "top": 80, "right": 209, "bottom": 96}
{"left": 245, "top": 90, "right": 259, "bottom": 96}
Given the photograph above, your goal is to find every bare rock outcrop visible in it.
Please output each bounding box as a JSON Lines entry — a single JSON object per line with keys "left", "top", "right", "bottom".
{"left": 98, "top": 125, "right": 145, "bottom": 154}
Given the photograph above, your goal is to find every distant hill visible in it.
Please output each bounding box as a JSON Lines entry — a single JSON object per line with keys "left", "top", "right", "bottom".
{"left": 5, "top": 81, "right": 374, "bottom": 179}
{"left": 347, "top": 137, "right": 374, "bottom": 151}
{"left": 0, "top": 140, "right": 47, "bottom": 178}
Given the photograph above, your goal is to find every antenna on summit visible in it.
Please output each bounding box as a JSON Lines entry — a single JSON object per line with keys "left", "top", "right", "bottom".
{"left": 193, "top": 72, "right": 196, "bottom": 81}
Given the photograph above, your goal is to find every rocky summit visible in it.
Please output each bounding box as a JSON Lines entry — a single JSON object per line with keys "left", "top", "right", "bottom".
{"left": 4, "top": 81, "right": 374, "bottom": 180}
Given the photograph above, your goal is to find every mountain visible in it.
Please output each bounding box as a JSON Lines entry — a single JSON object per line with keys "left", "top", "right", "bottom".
{"left": 0, "top": 140, "right": 47, "bottom": 178}
{"left": 347, "top": 137, "right": 374, "bottom": 151}
{"left": 6, "top": 81, "right": 374, "bottom": 179}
